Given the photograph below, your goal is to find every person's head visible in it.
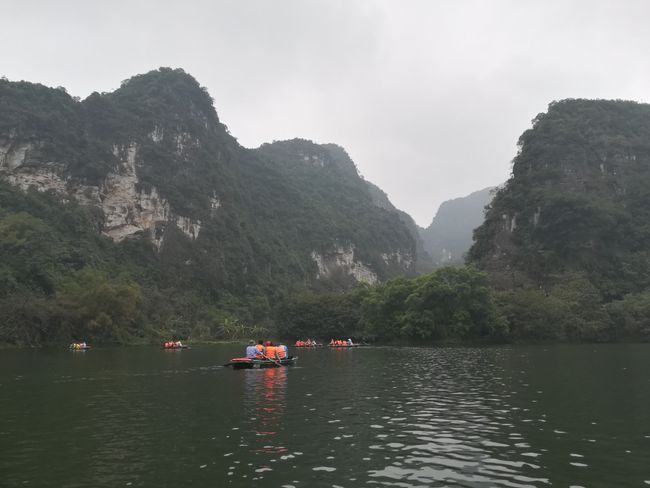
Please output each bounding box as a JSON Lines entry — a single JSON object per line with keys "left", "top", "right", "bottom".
{"left": 258, "top": 340, "right": 264, "bottom": 345}
{"left": 248, "top": 340, "right": 255, "bottom": 346}
{"left": 265, "top": 341, "right": 272, "bottom": 346}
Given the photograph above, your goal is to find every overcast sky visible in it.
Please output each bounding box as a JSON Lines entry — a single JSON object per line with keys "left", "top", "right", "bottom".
{"left": 3, "top": 1, "right": 650, "bottom": 226}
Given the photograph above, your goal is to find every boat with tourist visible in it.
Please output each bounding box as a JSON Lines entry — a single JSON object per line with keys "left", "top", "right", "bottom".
{"left": 224, "top": 356, "right": 298, "bottom": 369}
{"left": 295, "top": 339, "right": 323, "bottom": 347}
{"left": 328, "top": 339, "right": 359, "bottom": 348}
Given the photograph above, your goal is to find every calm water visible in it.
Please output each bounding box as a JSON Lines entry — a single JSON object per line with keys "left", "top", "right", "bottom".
{"left": 1, "top": 344, "right": 649, "bottom": 487}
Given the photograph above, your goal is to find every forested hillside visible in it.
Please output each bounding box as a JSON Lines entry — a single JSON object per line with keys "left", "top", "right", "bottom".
{"left": 276, "top": 100, "right": 650, "bottom": 345}
{"left": 469, "top": 99, "right": 650, "bottom": 340}
{"left": 0, "top": 68, "right": 423, "bottom": 345}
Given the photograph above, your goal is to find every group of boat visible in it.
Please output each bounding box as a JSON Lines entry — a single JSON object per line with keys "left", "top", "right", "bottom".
{"left": 69, "top": 337, "right": 360, "bottom": 368}
{"left": 295, "top": 338, "right": 361, "bottom": 348}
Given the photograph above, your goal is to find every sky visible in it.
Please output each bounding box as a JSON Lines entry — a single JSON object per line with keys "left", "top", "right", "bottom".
{"left": 3, "top": 0, "right": 650, "bottom": 226}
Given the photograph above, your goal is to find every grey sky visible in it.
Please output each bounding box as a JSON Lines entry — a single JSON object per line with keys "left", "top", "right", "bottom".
{"left": 3, "top": 0, "right": 650, "bottom": 226}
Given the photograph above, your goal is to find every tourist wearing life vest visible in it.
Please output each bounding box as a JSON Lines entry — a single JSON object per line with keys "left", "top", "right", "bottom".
{"left": 277, "top": 344, "right": 288, "bottom": 359}
{"left": 265, "top": 341, "right": 279, "bottom": 360}
{"left": 255, "top": 340, "right": 266, "bottom": 358}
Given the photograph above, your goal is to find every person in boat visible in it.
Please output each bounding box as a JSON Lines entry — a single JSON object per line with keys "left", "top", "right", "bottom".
{"left": 264, "top": 341, "right": 277, "bottom": 360}
{"left": 329, "top": 339, "right": 335, "bottom": 345}
{"left": 347, "top": 338, "right": 353, "bottom": 346}
{"left": 246, "top": 340, "right": 258, "bottom": 358}
{"left": 278, "top": 343, "right": 288, "bottom": 359}
{"left": 255, "top": 340, "right": 266, "bottom": 358}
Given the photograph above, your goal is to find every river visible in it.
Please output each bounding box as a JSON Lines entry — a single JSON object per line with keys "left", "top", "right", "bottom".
{"left": 1, "top": 344, "right": 649, "bottom": 487}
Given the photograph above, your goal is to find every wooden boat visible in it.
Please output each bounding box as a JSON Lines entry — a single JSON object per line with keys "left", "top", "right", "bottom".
{"left": 328, "top": 343, "right": 360, "bottom": 348}
{"left": 295, "top": 344, "right": 323, "bottom": 348}
{"left": 163, "top": 345, "right": 189, "bottom": 350}
{"left": 225, "top": 356, "right": 298, "bottom": 369}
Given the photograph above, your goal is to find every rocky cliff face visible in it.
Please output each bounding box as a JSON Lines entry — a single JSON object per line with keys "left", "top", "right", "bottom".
{"left": 0, "top": 138, "right": 203, "bottom": 247}
{"left": 0, "top": 69, "right": 420, "bottom": 296}
{"left": 469, "top": 99, "right": 650, "bottom": 297}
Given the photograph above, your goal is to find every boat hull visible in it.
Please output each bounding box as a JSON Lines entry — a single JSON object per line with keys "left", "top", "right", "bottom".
{"left": 226, "top": 357, "right": 297, "bottom": 369}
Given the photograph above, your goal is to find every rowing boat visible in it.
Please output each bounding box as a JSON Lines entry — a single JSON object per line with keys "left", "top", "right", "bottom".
{"left": 225, "top": 356, "right": 298, "bottom": 369}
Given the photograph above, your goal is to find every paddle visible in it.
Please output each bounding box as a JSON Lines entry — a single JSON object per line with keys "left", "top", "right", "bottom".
{"left": 261, "top": 352, "right": 283, "bottom": 367}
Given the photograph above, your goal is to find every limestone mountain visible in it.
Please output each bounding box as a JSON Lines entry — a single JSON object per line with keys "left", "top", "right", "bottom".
{"left": 363, "top": 180, "right": 434, "bottom": 273}
{"left": 469, "top": 99, "right": 650, "bottom": 300}
{"left": 0, "top": 68, "right": 423, "bottom": 344}
{"left": 419, "top": 187, "right": 495, "bottom": 266}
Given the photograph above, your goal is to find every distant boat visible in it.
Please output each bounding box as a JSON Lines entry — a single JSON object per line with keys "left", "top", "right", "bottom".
{"left": 163, "top": 342, "right": 189, "bottom": 349}
{"left": 69, "top": 343, "right": 91, "bottom": 351}
{"left": 224, "top": 357, "right": 297, "bottom": 369}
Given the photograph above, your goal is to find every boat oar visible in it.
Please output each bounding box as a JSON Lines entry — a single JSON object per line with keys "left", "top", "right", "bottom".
{"left": 262, "top": 353, "right": 283, "bottom": 367}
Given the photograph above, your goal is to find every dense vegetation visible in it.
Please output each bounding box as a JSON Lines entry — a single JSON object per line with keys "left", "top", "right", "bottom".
{"left": 468, "top": 99, "right": 650, "bottom": 341}
{"left": 0, "top": 69, "right": 424, "bottom": 346}
{"left": 3, "top": 75, "right": 650, "bottom": 346}
{"left": 276, "top": 266, "right": 650, "bottom": 343}
{"left": 276, "top": 266, "right": 504, "bottom": 343}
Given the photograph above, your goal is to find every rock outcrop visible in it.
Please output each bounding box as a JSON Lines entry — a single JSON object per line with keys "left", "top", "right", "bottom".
{"left": 0, "top": 138, "right": 202, "bottom": 246}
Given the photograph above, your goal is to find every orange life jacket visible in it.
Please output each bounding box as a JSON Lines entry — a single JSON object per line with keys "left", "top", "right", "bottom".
{"left": 265, "top": 345, "right": 278, "bottom": 360}
{"left": 255, "top": 344, "right": 265, "bottom": 357}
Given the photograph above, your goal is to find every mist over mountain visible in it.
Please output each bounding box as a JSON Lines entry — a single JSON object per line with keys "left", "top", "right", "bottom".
{"left": 419, "top": 187, "right": 495, "bottom": 266}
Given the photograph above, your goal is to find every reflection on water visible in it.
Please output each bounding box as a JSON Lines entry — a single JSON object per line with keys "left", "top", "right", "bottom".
{"left": 1, "top": 345, "right": 650, "bottom": 487}
{"left": 243, "top": 367, "right": 288, "bottom": 459}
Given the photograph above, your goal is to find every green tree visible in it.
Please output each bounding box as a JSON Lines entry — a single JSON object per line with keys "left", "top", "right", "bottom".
{"left": 57, "top": 268, "right": 142, "bottom": 341}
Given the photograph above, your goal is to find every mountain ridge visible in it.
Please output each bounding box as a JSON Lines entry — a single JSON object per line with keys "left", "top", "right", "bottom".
{"left": 419, "top": 186, "right": 495, "bottom": 266}
{"left": 0, "top": 67, "right": 427, "bottom": 344}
